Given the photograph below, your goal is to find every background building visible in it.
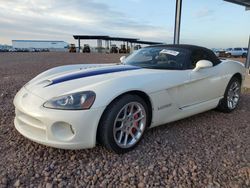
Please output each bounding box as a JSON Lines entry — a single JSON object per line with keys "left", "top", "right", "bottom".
{"left": 12, "top": 40, "right": 68, "bottom": 51}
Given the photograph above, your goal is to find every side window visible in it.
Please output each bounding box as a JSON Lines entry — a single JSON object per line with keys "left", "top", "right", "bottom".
{"left": 189, "top": 49, "right": 219, "bottom": 69}
{"left": 235, "top": 48, "right": 241, "bottom": 51}
{"left": 190, "top": 50, "right": 209, "bottom": 69}
{"left": 155, "top": 53, "right": 186, "bottom": 70}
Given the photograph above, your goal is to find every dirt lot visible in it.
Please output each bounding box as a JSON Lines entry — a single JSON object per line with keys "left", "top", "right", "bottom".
{"left": 0, "top": 52, "right": 249, "bottom": 187}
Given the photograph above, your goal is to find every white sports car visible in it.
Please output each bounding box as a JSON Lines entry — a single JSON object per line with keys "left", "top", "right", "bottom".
{"left": 14, "top": 45, "right": 245, "bottom": 153}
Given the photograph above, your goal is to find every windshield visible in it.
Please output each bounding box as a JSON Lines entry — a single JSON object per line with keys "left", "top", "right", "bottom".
{"left": 124, "top": 47, "right": 189, "bottom": 70}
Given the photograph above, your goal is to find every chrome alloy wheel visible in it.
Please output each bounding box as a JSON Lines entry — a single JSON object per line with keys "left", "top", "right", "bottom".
{"left": 227, "top": 81, "right": 240, "bottom": 110}
{"left": 113, "top": 102, "right": 146, "bottom": 148}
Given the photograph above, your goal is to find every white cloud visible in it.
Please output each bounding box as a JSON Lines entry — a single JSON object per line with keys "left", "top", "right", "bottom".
{"left": 194, "top": 7, "right": 214, "bottom": 19}
{"left": 0, "top": 0, "right": 171, "bottom": 44}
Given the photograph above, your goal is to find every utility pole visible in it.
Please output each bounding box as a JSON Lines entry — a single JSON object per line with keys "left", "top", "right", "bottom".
{"left": 246, "top": 36, "right": 250, "bottom": 69}
{"left": 173, "top": 0, "right": 182, "bottom": 44}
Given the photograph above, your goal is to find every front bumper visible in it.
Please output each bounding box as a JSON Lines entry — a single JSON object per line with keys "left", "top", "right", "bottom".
{"left": 13, "top": 87, "right": 105, "bottom": 149}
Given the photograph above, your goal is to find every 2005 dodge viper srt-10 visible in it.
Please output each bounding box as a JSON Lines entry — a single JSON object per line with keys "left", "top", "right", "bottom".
{"left": 14, "top": 45, "right": 245, "bottom": 153}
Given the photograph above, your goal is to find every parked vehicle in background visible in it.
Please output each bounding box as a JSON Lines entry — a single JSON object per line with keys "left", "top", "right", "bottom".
{"left": 0, "top": 44, "right": 11, "bottom": 52}
{"left": 212, "top": 48, "right": 227, "bottom": 57}
{"left": 225, "top": 48, "right": 248, "bottom": 58}
{"left": 69, "top": 44, "right": 76, "bottom": 53}
{"left": 212, "top": 48, "right": 219, "bottom": 57}
{"left": 41, "top": 48, "right": 50, "bottom": 52}
{"left": 119, "top": 44, "right": 127, "bottom": 53}
{"left": 8, "top": 48, "right": 18, "bottom": 52}
{"left": 127, "top": 46, "right": 131, "bottom": 54}
{"left": 110, "top": 45, "right": 118, "bottom": 53}
{"left": 14, "top": 48, "right": 29, "bottom": 52}
{"left": 243, "top": 48, "right": 248, "bottom": 57}
{"left": 0, "top": 48, "right": 9, "bottom": 52}
{"left": 82, "top": 44, "right": 91, "bottom": 53}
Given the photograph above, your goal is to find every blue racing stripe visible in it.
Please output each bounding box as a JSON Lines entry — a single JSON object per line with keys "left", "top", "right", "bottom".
{"left": 46, "top": 65, "right": 141, "bottom": 86}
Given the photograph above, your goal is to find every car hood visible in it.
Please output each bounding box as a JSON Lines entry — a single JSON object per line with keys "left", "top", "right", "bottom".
{"left": 24, "top": 64, "right": 146, "bottom": 100}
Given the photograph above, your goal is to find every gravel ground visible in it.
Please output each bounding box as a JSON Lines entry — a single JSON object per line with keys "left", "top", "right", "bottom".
{"left": 0, "top": 52, "right": 249, "bottom": 187}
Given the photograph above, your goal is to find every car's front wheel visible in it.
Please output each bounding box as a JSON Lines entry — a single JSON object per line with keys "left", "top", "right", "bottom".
{"left": 217, "top": 77, "right": 241, "bottom": 113}
{"left": 97, "top": 94, "right": 149, "bottom": 154}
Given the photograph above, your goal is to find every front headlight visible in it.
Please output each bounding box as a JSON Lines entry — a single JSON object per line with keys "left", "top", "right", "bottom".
{"left": 43, "top": 91, "right": 96, "bottom": 110}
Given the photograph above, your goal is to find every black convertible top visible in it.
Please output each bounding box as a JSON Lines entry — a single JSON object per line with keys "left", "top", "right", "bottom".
{"left": 146, "top": 44, "right": 221, "bottom": 66}
{"left": 146, "top": 44, "right": 210, "bottom": 51}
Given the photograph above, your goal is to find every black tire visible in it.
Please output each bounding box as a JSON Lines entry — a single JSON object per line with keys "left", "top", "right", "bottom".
{"left": 217, "top": 77, "right": 241, "bottom": 113}
{"left": 242, "top": 53, "right": 247, "bottom": 58}
{"left": 97, "top": 94, "right": 149, "bottom": 154}
{"left": 227, "top": 53, "right": 231, "bottom": 58}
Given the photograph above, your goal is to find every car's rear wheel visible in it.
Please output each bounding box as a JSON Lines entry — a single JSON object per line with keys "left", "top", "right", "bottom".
{"left": 226, "top": 53, "right": 231, "bottom": 58}
{"left": 217, "top": 77, "right": 241, "bottom": 113}
{"left": 97, "top": 94, "right": 149, "bottom": 154}
{"left": 242, "top": 53, "right": 247, "bottom": 58}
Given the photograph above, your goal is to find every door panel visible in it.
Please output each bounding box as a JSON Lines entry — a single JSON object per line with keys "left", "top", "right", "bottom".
{"left": 188, "top": 66, "right": 225, "bottom": 106}
{"left": 165, "top": 70, "right": 198, "bottom": 108}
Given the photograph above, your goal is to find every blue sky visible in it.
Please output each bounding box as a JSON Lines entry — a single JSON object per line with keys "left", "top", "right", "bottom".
{"left": 0, "top": 0, "right": 249, "bottom": 48}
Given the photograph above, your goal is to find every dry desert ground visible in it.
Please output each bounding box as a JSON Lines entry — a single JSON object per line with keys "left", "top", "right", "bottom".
{"left": 0, "top": 52, "right": 249, "bottom": 187}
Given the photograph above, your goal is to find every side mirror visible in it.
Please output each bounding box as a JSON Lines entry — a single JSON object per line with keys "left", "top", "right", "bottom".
{"left": 193, "top": 60, "right": 213, "bottom": 72}
{"left": 120, "top": 56, "right": 126, "bottom": 63}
